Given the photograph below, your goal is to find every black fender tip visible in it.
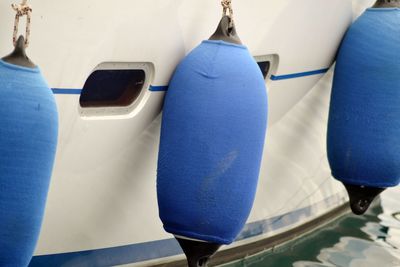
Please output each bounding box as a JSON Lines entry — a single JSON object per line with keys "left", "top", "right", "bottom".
{"left": 2, "top": 35, "right": 36, "bottom": 68}
{"left": 373, "top": 0, "right": 400, "bottom": 8}
{"left": 176, "top": 237, "right": 221, "bottom": 267}
{"left": 209, "top": 16, "right": 242, "bottom": 45}
{"left": 343, "top": 183, "right": 385, "bottom": 215}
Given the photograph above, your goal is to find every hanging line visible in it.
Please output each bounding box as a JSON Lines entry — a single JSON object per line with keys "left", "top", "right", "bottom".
{"left": 221, "top": 0, "right": 234, "bottom": 28}
{"left": 12, "top": 0, "right": 32, "bottom": 48}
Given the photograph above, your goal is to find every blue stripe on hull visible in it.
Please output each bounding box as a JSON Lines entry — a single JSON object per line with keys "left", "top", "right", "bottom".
{"left": 149, "top": 85, "right": 169, "bottom": 92}
{"left": 30, "top": 239, "right": 182, "bottom": 267}
{"left": 29, "top": 194, "right": 345, "bottom": 266}
{"left": 50, "top": 67, "right": 329, "bottom": 95}
{"left": 52, "top": 89, "right": 82, "bottom": 95}
{"left": 270, "top": 68, "right": 329, "bottom": 81}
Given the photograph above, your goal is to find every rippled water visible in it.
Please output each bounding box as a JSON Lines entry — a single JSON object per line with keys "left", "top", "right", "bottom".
{"left": 224, "top": 187, "right": 400, "bottom": 267}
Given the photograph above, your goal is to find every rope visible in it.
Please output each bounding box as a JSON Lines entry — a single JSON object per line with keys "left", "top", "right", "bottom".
{"left": 221, "top": 0, "right": 234, "bottom": 28}
{"left": 11, "top": 0, "right": 32, "bottom": 47}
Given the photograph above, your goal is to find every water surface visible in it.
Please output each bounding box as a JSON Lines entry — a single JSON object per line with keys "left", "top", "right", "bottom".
{"left": 224, "top": 187, "right": 400, "bottom": 267}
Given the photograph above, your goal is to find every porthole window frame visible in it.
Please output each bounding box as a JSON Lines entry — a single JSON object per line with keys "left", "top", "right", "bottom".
{"left": 254, "top": 54, "right": 280, "bottom": 85}
{"left": 79, "top": 62, "right": 155, "bottom": 119}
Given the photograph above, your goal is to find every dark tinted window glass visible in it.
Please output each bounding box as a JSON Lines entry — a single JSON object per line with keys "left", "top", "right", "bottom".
{"left": 80, "top": 69, "right": 145, "bottom": 108}
{"left": 257, "top": 61, "right": 271, "bottom": 79}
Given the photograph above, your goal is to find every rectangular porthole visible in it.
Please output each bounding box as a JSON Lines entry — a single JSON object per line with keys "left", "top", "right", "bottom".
{"left": 79, "top": 62, "right": 154, "bottom": 118}
{"left": 257, "top": 61, "right": 271, "bottom": 79}
{"left": 80, "top": 69, "right": 145, "bottom": 108}
{"left": 254, "top": 54, "right": 279, "bottom": 81}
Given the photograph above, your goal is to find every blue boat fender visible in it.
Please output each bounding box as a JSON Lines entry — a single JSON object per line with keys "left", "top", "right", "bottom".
{"left": 157, "top": 9, "right": 268, "bottom": 267}
{"left": 0, "top": 36, "right": 58, "bottom": 266}
{"left": 327, "top": 0, "right": 400, "bottom": 215}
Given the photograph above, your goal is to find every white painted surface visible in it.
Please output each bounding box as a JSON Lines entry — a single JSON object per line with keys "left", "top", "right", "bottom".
{"left": 0, "top": 0, "right": 373, "bottom": 265}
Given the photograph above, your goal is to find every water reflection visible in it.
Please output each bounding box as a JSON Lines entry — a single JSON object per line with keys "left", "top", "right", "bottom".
{"left": 224, "top": 187, "right": 400, "bottom": 267}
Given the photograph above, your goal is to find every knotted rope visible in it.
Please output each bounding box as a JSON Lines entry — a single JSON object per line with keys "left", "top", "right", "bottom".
{"left": 221, "top": 0, "right": 234, "bottom": 28}
{"left": 12, "top": 0, "right": 32, "bottom": 47}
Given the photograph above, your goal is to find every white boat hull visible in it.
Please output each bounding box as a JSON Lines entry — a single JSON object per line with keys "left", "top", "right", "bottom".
{"left": 0, "top": 0, "right": 375, "bottom": 266}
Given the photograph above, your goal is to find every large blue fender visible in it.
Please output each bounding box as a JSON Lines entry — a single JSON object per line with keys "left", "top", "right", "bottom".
{"left": 0, "top": 60, "right": 58, "bottom": 266}
{"left": 157, "top": 40, "right": 268, "bottom": 245}
{"left": 328, "top": 8, "right": 400, "bottom": 188}
{"left": 327, "top": 8, "right": 400, "bottom": 215}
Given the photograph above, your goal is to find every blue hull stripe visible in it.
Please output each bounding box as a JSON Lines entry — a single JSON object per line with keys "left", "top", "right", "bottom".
{"left": 52, "top": 89, "right": 82, "bottom": 95}
{"left": 50, "top": 68, "right": 329, "bottom": 95}
{"left": 150, "top": 85, "right": 169, "bottom": 92}
{"left": 271, "top": 68, "right": 329, "bottom": 81}
{"left": 51, "top": 86, "right": 169, "bottom": 95}
{"left": 51, "top": 86, "right": 169, "bottom": 94}
{"left": 29, "top": 194, "right": 344, "bottom": 266}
